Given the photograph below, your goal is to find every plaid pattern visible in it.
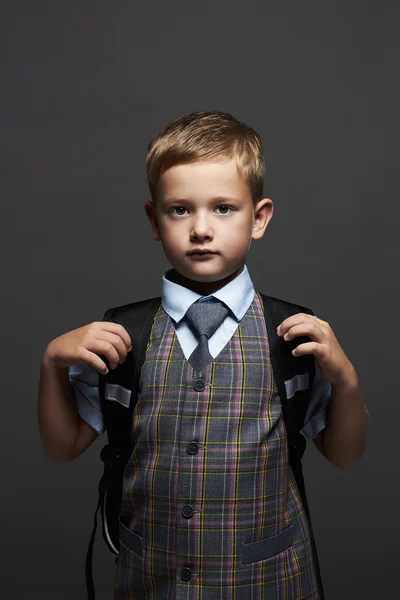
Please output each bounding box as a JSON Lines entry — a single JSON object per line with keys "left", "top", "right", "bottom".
{"left": 114, "top": 293, "right": 319, "bottom": 600}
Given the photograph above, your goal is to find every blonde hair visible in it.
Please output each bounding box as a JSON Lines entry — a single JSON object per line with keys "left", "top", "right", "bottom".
{"left": 146, "top": 111, "right": 265, "bottom": 205}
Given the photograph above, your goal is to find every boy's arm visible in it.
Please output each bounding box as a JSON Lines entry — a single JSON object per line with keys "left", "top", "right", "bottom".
{"left": 313, "top": 429, "right": 326, "bottom": 454}
{"left": 312, "top": 369, "right": 369, "bottom": 469}
{"left": 74, "top": 416, "right": 101, "bottom": 458}
{"left": 307, "top": 369, "right": 369, "bottom": 466}
{"left": 37, "top": 351, "right": 92, "bottom": 463}
{"left": 278, "top": 312, "right": 369, "bottom": 469}
{"left": 38, "top": 354, "right": 101, "bottom": 462}
{"left": 38, "top": 321, "right": 131, "bottom": 463}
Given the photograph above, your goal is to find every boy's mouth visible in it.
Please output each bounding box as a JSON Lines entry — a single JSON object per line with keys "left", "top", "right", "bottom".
{"left": 187, "top": 248, "right": 218, "bottom": 255}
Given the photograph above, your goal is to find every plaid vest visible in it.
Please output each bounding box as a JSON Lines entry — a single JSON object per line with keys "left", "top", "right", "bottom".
{"left": 113, "top": 292, "right": 320, "bottom": 600}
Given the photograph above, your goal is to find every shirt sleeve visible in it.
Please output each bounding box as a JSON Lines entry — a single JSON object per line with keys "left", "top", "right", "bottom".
{"left": 300, "top": 359, "right": 331, "bottom": 439}
{"left": 68, "top": 364, "right": 105, "bottom": 435}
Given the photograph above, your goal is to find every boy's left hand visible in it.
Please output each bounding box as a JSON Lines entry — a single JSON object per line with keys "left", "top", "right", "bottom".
{"left": 277, "top": 314, "right": 356, "bottom": 388}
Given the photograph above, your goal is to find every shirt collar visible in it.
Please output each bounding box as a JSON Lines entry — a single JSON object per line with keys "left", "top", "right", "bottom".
{"left": 161, "top": 264, "right": 255, "bottom": 324}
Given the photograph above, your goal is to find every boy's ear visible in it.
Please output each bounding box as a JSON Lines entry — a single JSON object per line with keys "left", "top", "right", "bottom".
{"left": 252, "top": 198, "right": 274, "bottom": 240}
{"left": 144, "top": 200, "right": 161, "bottom": 241}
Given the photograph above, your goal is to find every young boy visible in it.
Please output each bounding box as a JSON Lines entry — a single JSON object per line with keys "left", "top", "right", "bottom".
{"left": 38, "top": 111, "right": 369, "bottom": 599}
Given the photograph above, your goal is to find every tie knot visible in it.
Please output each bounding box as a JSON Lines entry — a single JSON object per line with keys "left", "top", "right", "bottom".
{"left": 185, "top": 299, "right": 229, "bottom": 340}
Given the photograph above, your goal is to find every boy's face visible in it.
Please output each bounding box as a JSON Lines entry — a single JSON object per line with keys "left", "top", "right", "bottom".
{"left": 145, "top": 159, "right": 273, "bottom": 294}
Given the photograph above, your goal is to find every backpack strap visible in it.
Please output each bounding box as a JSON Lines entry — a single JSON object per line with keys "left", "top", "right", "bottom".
{"left": 99, "top": 296, "right": 162, "bottom": 458}
{"left": 258, "top": 292, "right": 315, "bottom": 457}
{"left": 85, "top": 296, "right": 161, "bottom": 600}
{"left": 259, "top": 292, "right": 324, "bottom": 599}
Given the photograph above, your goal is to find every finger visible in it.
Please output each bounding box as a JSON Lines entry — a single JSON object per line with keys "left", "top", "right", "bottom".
{"left": 279, "top": 313, "right": 313, "bottom": 332}
{"left": 87, "top": 338, "right": 121, "bottom": 369}
{"left": 93, "top": 331, "right": 130, "bottom": 364}
{"left": 292, "top": 341, "right": 322, "bottom": 357}
{"left": 314, "top": 316, "right": 329, "bottom": 327}
{"left": 97, "top": 321, "right": 132, "bottom": 351}
{"left": 79, "top": 348, "right": 110, "bottom": 375}
{"left": 284, "top": 322, "right": 322, "bottom": 341}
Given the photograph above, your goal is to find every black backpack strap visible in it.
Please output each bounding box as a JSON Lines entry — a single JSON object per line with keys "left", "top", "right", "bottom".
{"left": 99, "top": 296, "right": 162, "bottom": 452}
{"left": 85, "top": 297, "right": 161, "bottom": 600}
{"left": 258, "top": 292, "right": 315, "bottom": 456}
{"left": 259, "top": 292, "right": 324, "bottom": 599}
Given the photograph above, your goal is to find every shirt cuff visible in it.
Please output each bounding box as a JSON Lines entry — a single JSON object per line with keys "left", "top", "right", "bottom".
{"left": 74, "top": 387, "right": 105, "bottom": 434}
{"left": 69, "top": 366, "right": 105, "bottom": 435}
{"left": 301, "top": 404, "right": 329, "bottom": 439}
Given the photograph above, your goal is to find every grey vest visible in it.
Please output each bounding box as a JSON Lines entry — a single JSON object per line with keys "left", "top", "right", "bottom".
{"left": 111, "top": 293, "right": 320, "bottom": 599}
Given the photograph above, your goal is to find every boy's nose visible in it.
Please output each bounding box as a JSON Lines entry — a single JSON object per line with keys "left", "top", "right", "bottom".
{"left": 190, "top": 216, "right": 213, "bottom": 238}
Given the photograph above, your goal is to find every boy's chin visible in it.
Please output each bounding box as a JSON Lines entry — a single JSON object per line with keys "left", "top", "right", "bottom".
{"left": 167, "top": 268, "right": 215, "bottom": 284}
{"left": 167, "top": 265, "right": 243, "bottom": 285}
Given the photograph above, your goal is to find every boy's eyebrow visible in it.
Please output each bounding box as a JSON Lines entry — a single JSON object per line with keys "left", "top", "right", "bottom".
{"left": 164, "top": 196, "right": 241, "bottom": 204}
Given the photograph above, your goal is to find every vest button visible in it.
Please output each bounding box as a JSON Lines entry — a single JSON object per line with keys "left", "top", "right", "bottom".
{"left": 180, "top": 567, "right": 192, "bottom": 581}
{"left": 182, "top": 505, "right": 194, "bottom": 518}
{"left": 187, "top": 442, "right": 199, "bottom": 455}
{"left": 193, "top": 378, "right": 205, "bottom": 391}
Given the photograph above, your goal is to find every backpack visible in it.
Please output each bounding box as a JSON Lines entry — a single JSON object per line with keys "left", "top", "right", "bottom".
{"left": 84, "top": 293, "right": 324, "bottom": 599}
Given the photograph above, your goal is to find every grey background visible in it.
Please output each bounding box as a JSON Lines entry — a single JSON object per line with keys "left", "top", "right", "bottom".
{"left": 1, "top": 1, "right": 395, "bottom": 598}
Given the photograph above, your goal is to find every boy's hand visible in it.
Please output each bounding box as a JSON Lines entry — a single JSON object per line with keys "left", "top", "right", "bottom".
{"left": 45, "top": 322, "right": 132, "bottom": 375}
{"left": 277, "top": 314, "right": 356, "bottom": 388}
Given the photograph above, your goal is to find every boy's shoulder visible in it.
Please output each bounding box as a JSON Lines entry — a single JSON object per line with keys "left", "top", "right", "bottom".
{"left": 104, "top": 296, "right": 162, "bottom": 319}
{"left": 256, "top": 291, "right": 314, "bottom": 317}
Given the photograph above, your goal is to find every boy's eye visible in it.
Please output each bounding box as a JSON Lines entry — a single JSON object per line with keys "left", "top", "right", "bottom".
{"left": 171, "top": 205, "right": 232, "bottom": 215}
{"left": 217, "top": 205, "right": 231, "bottom": 214}
{"left": 171, "top": 206, "right": 187, "bottom": 215}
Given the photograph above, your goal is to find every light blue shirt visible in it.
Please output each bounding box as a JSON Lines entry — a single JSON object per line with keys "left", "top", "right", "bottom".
{"left": 69, "top": 265, "right": 331, "bottom": 438}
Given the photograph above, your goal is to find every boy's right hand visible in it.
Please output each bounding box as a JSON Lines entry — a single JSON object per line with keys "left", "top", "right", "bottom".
{"left": 45, "top": 322, "right": 132, "bottom": 375}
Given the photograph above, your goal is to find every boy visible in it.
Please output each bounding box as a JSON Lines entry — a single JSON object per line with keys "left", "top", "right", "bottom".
{"left": 38, "top": 111, "right": 369, "bottom": 599}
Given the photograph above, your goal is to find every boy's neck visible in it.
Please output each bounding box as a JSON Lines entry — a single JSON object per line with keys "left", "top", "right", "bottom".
{"left": 166, "top": 265, "right": 245, "bottom": 296}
